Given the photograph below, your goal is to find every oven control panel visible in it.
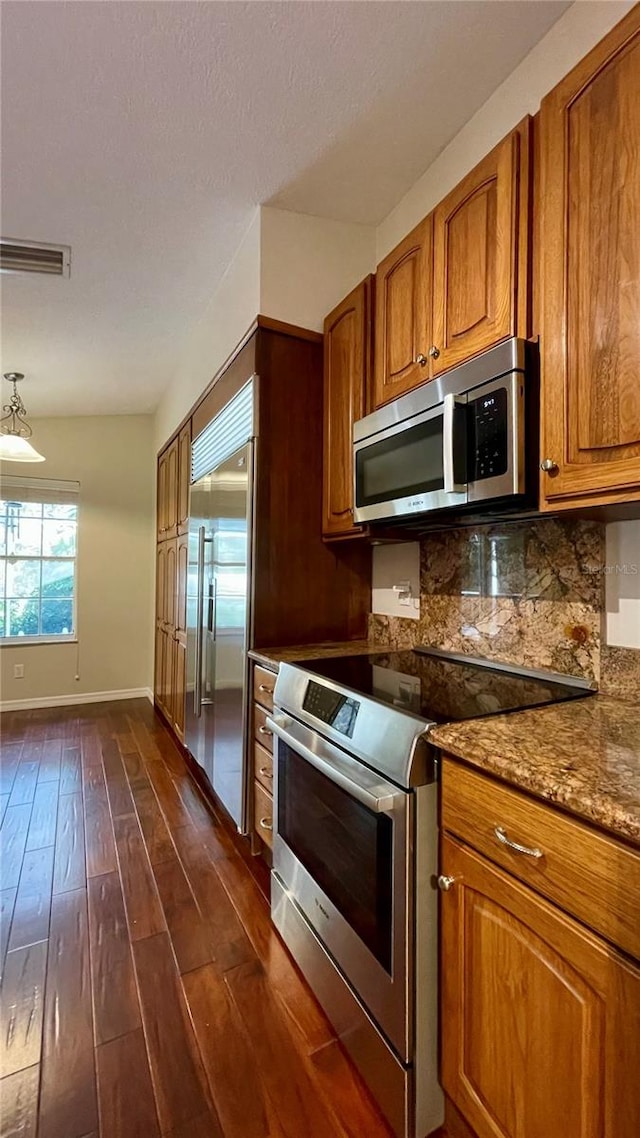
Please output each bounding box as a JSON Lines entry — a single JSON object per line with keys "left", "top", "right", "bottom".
{"left": 303, "top": 680, "right": 360, "bottom": 738}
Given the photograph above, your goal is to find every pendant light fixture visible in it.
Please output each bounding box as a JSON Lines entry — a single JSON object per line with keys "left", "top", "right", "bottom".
{"left": 0, "top": 372, "right": 45, "bottom": 462}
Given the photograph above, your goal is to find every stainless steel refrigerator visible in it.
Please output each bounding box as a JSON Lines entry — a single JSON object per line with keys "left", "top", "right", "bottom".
{"left": 185, "top": 381, "right": 254, "bottom": 832}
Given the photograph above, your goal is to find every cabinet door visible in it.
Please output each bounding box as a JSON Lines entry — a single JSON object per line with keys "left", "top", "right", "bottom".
{"left": 173, "top": 636, "right": 186, "bottom": 741}
{"left": 538, "top": 8, "right": 640, "bottom": 507}
{"left": 156, "top": 542, "right": 167, "bottom": 627}
{"left": 432, "top": 124, "right": 528, "bottom": 375}
{"left": 373, "top": 217, "right": 432, "bottom": 407}
{"left": 440, "top": 835, "right": 640, "bottom": 1138}
{"left": 323, "top": 277, "right": 372, "bottom": 538}
{"left": 164, "top": 437, "right": 179, "bottom": 539}
{"left": 157, "top": 452, "right": 167, "bottom": 539}
{"left": 154, "top": 626, "right": 165, "bottom": 709}
{"left": 162, "top": 631, "right": 175, "bottom": 724}
{"left": 165, "top": 539, "right": 177, "bottom": 634}
{"left": 177, "top": 422, "right": 191, "bottom": 535}
{"left": 175, "top": 535, "right": 188, "bottom": 636}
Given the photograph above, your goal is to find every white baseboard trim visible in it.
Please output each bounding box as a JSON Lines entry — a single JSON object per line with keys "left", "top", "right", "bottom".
{"left": 0, "top": 687, "right": 154, "bottom": 713}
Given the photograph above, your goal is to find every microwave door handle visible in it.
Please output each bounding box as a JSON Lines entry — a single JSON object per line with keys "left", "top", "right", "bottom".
{"left": 443, "top": 392, "right": 467, "bottom": 494}
{"left": 267, "top": 715, "right": 400, "bottom": 814}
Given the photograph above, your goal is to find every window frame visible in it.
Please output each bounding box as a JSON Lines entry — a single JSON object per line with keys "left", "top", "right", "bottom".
{"left": 0, "top": 494, "right": 79, "bottom": 646}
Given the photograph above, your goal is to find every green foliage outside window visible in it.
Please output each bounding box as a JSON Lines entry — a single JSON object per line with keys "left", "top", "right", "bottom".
{"left": 0, "top": 499, "right": 77, "bottom": 639}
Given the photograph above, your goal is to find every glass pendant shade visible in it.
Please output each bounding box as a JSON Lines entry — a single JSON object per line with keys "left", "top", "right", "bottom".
{"left": 0, "top": 432, "right": 46, "bottom": 462}
{"left": 0, "top": 373, "right": 45, "bottom": 462}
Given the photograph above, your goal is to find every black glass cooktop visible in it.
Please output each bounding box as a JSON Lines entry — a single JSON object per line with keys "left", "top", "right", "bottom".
{"left": 293, "top": 647, "right": 595, "bottom": 726}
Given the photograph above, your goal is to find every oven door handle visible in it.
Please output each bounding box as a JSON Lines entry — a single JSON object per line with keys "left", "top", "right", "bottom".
{"left": 266, "top": 714, "right": 403, "bottom": 814}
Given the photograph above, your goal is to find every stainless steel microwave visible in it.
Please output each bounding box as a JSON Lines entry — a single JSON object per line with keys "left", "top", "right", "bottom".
{"left": 353, "top": 338, "right": 537, "bottom": 525}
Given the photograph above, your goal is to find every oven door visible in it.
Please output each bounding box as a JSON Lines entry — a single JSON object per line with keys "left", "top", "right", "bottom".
{"left": 353, "top": 399, "right": 468, "bottom": 524}
{"left": 268, "top": 710, "right": 413, "bottom": 1061}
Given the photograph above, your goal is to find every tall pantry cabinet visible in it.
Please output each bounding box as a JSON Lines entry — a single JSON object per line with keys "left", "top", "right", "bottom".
{"left": 155, "top": 421, "right": 190, "bottom": 740}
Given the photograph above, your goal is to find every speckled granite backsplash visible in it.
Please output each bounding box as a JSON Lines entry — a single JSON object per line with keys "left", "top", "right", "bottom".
{"left": 369, "top": 517, "right": 640, "bottom": 697}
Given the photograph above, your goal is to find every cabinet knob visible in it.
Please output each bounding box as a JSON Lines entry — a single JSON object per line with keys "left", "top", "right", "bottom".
{"left": 415, "top": 354, "right": 428, "bottom": 367}
{"left": 437, "top": 874, "right": 456, "bottom": 891}
{"left": 428, "top": 345, "right": 440, "bottom": 360}
{"left": 540, "top": 458, "right": 558, "bottom": 474}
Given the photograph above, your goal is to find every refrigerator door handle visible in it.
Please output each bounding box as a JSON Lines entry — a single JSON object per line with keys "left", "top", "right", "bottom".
{"left": 207, "top": 578, "right": 216, "bottom": 635}
{"left": 194, "top": 526, "right": 211, "bottom": 717}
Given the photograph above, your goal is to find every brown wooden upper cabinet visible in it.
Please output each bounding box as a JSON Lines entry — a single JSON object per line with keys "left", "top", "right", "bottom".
{"left": 177, "top": 421, "right": 191, "bottom": 534}
{"left": 323, "top": 277, "right": 372, "bottom": 539}
{"left": 432, "top": 122, "right": 529, "bottom": 375}
{"left": 158, "top": 423, "right": 190, "bottom": 540}
{"left": 157, "top": 435, "right": 179, "bottom": 539}
{"left": 372, "top": 122, "right": 530, "bottom": 410}
{"left": 373, "top": 217, "right": 432, "bottom": 407}
{"left": 538, "top": 7, "right": 640, "bottom": 510}
{"left": 156, "top": 448, "right": 167, "bottom": 539}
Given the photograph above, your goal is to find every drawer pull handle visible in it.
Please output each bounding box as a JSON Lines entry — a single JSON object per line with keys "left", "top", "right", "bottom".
{"left": 258, "top": 725, "right": 273, "bottom": 736}
{"left": 258, "top": 684, "right": 274, "bottom": 694}
{"left": 259, "top": 766, "right": 272, "bottom": 778}
{"left": 494, "top": 826, "right": 543, "bottom": 860}
{"left": 259, "top": 816, "right": 273, "bottom": 831}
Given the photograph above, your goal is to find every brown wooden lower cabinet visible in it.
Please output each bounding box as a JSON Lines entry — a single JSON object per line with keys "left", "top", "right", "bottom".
{"left": 154, "top": 527, "right": 187, "bottom": 739}
{"left": 161, "top": 630, "right": 175, "bottom": 725}
{"left": 440, "top": 814, "right": 640, "bottom": 1138}
{"left": 173, "top": 635, "right": 186, "bottom": 741}
{"left": 250, "top": 662, "right": 276, "bottom": 858}
{"left": 154, "top": 626, "right": 165, "bottom": 716}
{"left": 253, "top": 780, "right": 273, "bottom": 850}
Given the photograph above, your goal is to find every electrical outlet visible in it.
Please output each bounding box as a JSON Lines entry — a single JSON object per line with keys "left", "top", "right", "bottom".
{"left": 13, "top": 664, "right": 24, "bottom": 679}
{"left": 392, "top": 580, "right": 413, "bottom": 607}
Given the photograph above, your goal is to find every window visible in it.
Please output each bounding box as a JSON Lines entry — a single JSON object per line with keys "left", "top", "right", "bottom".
{"left": 0, "top": 478, "right": 79, "bottom": 643}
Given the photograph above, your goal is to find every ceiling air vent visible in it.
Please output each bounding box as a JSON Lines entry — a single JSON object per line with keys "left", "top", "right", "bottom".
{"left": 0, "top": 238, "right": 71, "bottom": 278}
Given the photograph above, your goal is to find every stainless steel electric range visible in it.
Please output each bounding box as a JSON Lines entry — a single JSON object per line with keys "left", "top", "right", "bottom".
{"left": 267, "top": 648, "right": 595, "bottom": 1138}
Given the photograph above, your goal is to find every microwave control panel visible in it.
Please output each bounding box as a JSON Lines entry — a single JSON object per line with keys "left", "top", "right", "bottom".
{"left": 468, "top": 386, "right": 508, "bottom": 481}
{"left": 303, "top": 680, "right": 360, "bottom": 739}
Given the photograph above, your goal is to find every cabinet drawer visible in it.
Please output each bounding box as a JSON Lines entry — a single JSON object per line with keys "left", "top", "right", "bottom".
{"left": 254, "top": 741, "right": 274, "bottom": 793}
{"left": 442, "top": 757, "right": 640, "bottom": 960}
{"left": 253, "top": 704, "right": 274, "bottom": 753}
{"left": 254, "top": 780, "right": 273, "bottom": 849}
{"left": 253, "top": 665, "right": 276, "bottom": 712}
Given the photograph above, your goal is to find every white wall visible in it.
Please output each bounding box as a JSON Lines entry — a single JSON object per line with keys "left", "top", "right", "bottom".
{"left": 154, "top": 209, "right": 261, "bottom": 451}
{"left": 1, "top": 415, "right": 155, "bottom": 706}
{"left": 605, "top": 521, "right": 640, "bottom": 650}
{"left": 155, "top": 205, "right": 376, "bottom": 449}
{"left": 371, "top": 543, "right": 420, "bottom": 620}
{"left": 377, "top": 0, "right": 635, "bottom": 260}
{"left": 260, "top": 206, "right": 375, "bottom": 333}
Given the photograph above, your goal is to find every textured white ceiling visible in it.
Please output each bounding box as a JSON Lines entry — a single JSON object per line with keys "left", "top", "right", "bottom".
{"left": 0, "top": 0, "right": 569, "bottom": 416}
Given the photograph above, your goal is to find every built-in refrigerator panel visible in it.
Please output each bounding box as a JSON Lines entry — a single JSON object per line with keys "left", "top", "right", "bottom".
{"left": 185, "top": 379, "right": 255, "bottom": 834}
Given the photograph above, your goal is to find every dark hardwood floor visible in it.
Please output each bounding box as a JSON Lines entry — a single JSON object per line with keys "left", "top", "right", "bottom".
{"left": 0, "top": 697, "right": 422, "bottom": 1138}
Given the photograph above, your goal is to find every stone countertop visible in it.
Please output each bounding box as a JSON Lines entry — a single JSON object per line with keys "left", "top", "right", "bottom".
{"left": 249, "top": 642, "right": 640, "bottom": 846}
{"left": 249, "top": 640, "right": 379, "bottom": 670}
{"left": 430, "top": 694, "right": 640, "bottom": 846}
